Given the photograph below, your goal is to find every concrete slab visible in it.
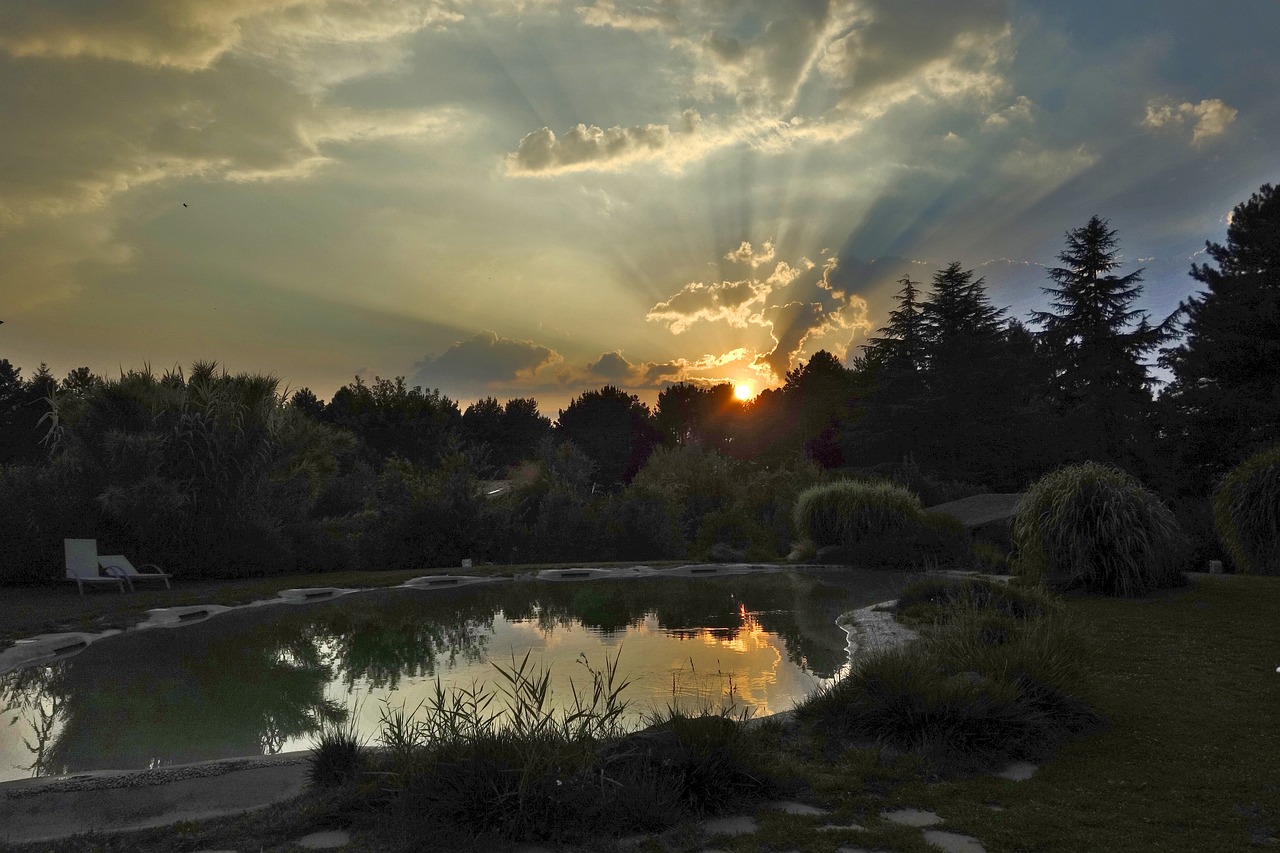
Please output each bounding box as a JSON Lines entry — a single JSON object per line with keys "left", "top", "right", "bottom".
{"left": 923, "top": 829, "right": 986, "bottom": 852}
{"left": 880, "top": 808, "right": 943, "bottom": 827}
{"left": 0, "top": 758, "right": 309, "bottom": 844}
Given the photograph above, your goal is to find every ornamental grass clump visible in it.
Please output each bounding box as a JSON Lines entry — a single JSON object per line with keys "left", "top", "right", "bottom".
{"left": 1213, "top": 446, "right": 1280, "bottom": 575}
{"left": 797, "top": 612, "right": 1101, "bottom": 775}
{"left": 1012, "top": 462, "right": 1187, "bottom": 596}
{"left": 893, "top": 577, "right": 1054, "bottom": 627}
{"left": 794, "top": 479, "right": 923, "bottom": 550}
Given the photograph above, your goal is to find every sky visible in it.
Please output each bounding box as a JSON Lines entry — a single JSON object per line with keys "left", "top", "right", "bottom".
{"left": 1, "top": 0, "right": 1276, "bottom": 414}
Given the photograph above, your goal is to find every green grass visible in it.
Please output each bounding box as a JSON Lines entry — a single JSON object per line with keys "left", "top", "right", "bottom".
{"left": 3, "top": 574, "right": 1276, "bottom": 852}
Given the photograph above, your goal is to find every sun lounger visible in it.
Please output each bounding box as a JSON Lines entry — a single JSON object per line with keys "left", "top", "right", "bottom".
{"left": 99, "top": 554, "right": 172, "bottom": 591}
{"left": 64, "top": 539, "right": 125, "bottom": 595}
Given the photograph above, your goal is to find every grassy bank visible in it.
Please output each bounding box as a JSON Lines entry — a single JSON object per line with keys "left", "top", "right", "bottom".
{"left": 2, "top": 573, "right": 1276, "bottom": 852}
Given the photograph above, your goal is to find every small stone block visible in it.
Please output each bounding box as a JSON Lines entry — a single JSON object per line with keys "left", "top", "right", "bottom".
{"left": 818, "top": 822, "right": 867, "bottom": 832}
{"left": 923, "top": 829, "right": 986, "bottom": 853}
{"left": 881, "top": 807, "right": 943, "bottom": 827}
{"left": 766, "top": 800, "right": 830, "bottom": 816}
{"left": 701, "top": 815, "right": 759, "bottom": 836}
{"left": 995, "top": 761, "right": 1037, "bottom": 781}
{"left": 296, "top": 830, "right": 351, "bottom": 849}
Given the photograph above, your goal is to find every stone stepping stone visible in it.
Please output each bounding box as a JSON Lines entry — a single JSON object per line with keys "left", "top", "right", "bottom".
{"left": 923, "top": 829, "right": 986, "bottom": 853}
{"left": 765, "top": 800, "right": 830, "bottom": 816}
{"left": 701, "top": 815, "right": 759, "bottom": 836}
{"left": 818, "top": 822, "right": 868, "bottom": 832}
{"left": 880, "top": 807, "right": 943, "bottom": 827}
{"left": 995, "top": 761, "right": 1038, "bottom": 781}
{"left": 296, "top": 830, "right": 351, "bottom": 849}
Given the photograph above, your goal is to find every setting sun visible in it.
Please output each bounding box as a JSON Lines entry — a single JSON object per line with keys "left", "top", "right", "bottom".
{"left": 734, "top": 383, "right": 753, "bottom": 401}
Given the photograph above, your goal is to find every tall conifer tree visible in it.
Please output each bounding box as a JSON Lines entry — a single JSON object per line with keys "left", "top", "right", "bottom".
{"left": 1032, "top": 217, "right": 1163, "bottom": 471}
{"left": 1159, "top": 183, "right": 1280, "bottom": 491}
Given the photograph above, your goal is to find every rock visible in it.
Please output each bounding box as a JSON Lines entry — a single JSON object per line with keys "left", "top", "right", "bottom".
{"left": 701, "top": 815, "right": 759, "bottom": 836}
{"left": 922, "top": 829, "right": 986, "bottom": 852}
{"left": 296, "top": 829, "right": 352, "bottom": 849}
{"left": 994, "top": 761, "right": 1037, "bottom": 781}
{"left": 880, "top": 807, "right": 943, "bottom": 827}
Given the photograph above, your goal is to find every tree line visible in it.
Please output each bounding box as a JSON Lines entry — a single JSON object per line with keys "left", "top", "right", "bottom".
{"left": 1, "top": 183, "right": 1276, "bottom": 579}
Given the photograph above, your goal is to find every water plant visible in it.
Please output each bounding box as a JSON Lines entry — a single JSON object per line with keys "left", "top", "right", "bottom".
{"left": 1212, "top": 445, "right": 1280, "bottom": 575}
{"left": 1012, "top": 462, "right": 1186, "bottom": 595}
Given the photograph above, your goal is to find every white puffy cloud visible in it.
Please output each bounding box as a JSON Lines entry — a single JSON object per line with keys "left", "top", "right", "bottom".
{"left": 725, "top": 239, "right": 775, "bottom": 268}
{"left": 1142, "top": 97, "right": 1238, "bottom": 146}
{"left": 506, "top": 110, "right": 704, "bottom": 175}
{"left": 645, "top": 279, "right": 767, "bottom": 333}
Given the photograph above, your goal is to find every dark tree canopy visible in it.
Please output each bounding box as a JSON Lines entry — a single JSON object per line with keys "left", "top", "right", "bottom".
{"left": 653, "top": 382, "right": 737, "bottom": 451}
{"left": 1160, "top": 183, "right": 1280, "bottom": 491}
{"left": 556, "top": 385, "right": 659, "bottom": 487}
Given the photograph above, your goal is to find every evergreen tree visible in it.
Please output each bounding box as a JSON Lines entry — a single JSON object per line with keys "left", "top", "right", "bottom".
{"left": 1159, "top": 183, "right": 1280, "bottom": 492}
{"left": 920, "top": 262, "right": 1006, "bottom": 361}
{"left": 862, "top": 276, "right": 926, "bottom": 372}
{"left": 1031, "top": 217, "right": 1164, "bottom": 472}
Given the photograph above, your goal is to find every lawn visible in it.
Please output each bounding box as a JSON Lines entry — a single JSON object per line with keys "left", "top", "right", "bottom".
{"left": 1, "top": 572, "right": 1276, "bottom": 852}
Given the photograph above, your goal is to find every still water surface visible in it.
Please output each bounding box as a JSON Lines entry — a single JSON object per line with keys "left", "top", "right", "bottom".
{"left": 0, "top": 569, "right": 912, "bottom": 782}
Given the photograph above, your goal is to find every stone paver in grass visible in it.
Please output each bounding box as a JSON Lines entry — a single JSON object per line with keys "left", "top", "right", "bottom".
{"left": 701, "top": 815, "right": 759, "bottom": 835}
{"left": 765, "top": 800, "right": 830, "bottom": 816}
{"left": 994, "top": 761, "right": 1038, "bottom": 781}
{"left": 922, "top": 829, "right": 986, "bottom": 852}
{"left": 296, "top": 830, "right": 352, "bottom": 849}
{"left": 880, "top": 807, "right": 943, "bottom": 827}
{"left": 818, "top": 822, "right": 868, "bottom": 831}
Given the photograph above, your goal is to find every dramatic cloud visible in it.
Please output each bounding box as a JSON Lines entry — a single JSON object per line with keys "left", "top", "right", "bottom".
{"left": 0, "top": 0, "right": 451, "bottom": 70}
{"left": 725, "top": 239, "right": 776, "bottom": 268}
{"left": 506, "top": 110, "right": 704, "bottom": 175}
{"left": 412, "top": 330, "right": 562, "bottom": 389}
{"left": 1142, "top": 97, "right": 1238, "bottom": 146}
{"left": 984, "top": 95, "right": 1034, "bottom": 129}
{"left": 646, "top": 279, "right": 767, "bottom": 333}
{"left": 587, "top": 350, "right": 632, "bottom": 380}
{"left": 520, "top": 0, "right": 1015, "bottom": 174}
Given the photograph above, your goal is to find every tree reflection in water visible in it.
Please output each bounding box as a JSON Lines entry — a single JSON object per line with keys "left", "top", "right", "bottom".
{"left": 0, "top": 569, "right": 911, "bottom": 780}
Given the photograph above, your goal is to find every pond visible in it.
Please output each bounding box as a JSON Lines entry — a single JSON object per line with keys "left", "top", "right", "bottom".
{"left": 0, "top": 568, "right": 913, "bottom": 782}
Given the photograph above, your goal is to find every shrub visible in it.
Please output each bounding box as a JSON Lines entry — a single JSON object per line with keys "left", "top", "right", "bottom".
{"left": 308, "top": 724, "right": 367, "bottom": 788}
{"left": 1012, "top": 462, "right": 1187, "bottom": 596}
{"left": 893, "top": 577, "right": 1054, "bottom": 627}
{"left": 1213, "top": 446, "right": 1280, "bottom": 575}
{"left": 835, "top": 510, "right": 971, "bottom": 571}
{"left": 794, "top": 479, "right": 923, "bottom": 549}
{"left": 798, "top": 611, "right": 1101, "bottom": 775}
